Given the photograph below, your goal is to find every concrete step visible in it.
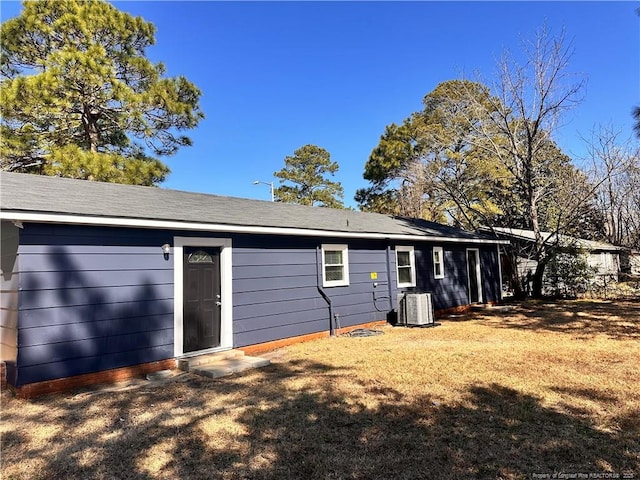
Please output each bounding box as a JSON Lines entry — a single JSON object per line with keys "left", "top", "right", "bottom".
{"left": 189, "top": 355, "right": 271, "bottom": 379}
{"left": 177, "top": 349, "right": 244, "bottom": 372}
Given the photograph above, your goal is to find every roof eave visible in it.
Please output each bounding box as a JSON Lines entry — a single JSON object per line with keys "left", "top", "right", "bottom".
{"left": 0, "top": 210, "right": 510, "bottom": 245}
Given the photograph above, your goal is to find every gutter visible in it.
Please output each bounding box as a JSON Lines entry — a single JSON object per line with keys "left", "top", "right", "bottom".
{"left": 315, "top": 246, "right": 335, "bottom": 337}
{"left": 386, "top": 243, "right": 394, "bottom": 309}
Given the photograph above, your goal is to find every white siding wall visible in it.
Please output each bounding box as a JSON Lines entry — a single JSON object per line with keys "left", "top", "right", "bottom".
{"left": 1, "top": 222, "right": 19, "bottom": 362}
{"left": 587, "top": 252, "right": 620, "bottom": 276}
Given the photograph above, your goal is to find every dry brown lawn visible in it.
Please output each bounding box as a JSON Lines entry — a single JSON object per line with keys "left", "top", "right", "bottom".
{"left": 1, "top": 299, "right": 639, "bottom": 479}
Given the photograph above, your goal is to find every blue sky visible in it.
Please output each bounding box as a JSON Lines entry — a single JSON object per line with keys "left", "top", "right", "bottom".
{"left": 1, "top": 1, "right": 638, "bottom": 207}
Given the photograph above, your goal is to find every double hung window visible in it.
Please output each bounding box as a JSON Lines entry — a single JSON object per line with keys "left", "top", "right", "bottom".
{"left": 396, "top": 246, "right": 416, "bottom": 287}
{"left": 433, "top": 246, "right": 444, "bottom": 279}
{"left": 322, "top": 244, "right": 349, "bottom": 287}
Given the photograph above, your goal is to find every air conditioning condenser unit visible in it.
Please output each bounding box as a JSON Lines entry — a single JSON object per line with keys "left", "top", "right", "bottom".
{"left": 397, "top": 292, "right": 435, "bottom": 326}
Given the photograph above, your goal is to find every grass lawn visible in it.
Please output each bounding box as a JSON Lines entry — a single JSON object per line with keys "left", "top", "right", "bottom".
{"left": 1, "top": 299, "right": 639, "bottom": 479}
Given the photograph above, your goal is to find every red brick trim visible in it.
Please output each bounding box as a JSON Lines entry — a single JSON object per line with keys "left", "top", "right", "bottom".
{"left": 240, "top": 302, "right": 498, "bottom": 356}
{"left": 11, "top": 302, "right": 495, "bottom": 398}
{"left": 336, "top": 320, "right": 388, "bottom": 335}
{"left": 239, "top": 332, "right": 330, "bottom": 355}
{"left": 13, "top": 359, "right": 177, "bottom": 399}
{"left": 434, "top": 305, "right": 471, "bottom": 317}
{"left": 0, "top": 362, "right": 6, "bottom": 391}
{"left": 433, "top": 301, "right": 498, "bottom": 318}
{"left": 239, "top": 320, "right": 389, "bottom": 356}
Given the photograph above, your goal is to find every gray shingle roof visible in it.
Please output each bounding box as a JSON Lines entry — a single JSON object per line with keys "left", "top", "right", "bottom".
{"left": 0, "top": 172, "right": 502, "bottom": 242}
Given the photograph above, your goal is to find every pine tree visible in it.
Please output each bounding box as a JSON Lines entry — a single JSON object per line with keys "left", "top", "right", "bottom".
{"left": 274, "top": 145, "right": 344, "bottom": 208}
{"left": 0, "top": 0, "right": 203, "bottom": 185}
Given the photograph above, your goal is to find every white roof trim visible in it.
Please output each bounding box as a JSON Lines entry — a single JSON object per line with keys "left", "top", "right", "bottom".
{"left": 489, "top": 227, "right": 621, "bottom": 250}
{"left": 0, "top": 211, "right": 509, "bottom": 244}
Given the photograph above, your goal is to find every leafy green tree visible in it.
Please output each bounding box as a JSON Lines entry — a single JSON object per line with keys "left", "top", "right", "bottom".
{"left": 357, "top": 80, "right": 510, "bottom": 227}
{"left": 355, "top": 120, "right": 418, "bottom": 215}
{"left": 274, "top": 144, "right": 344, "bottom": 208}
{"left": 0, "top": 0, "right": 203, "bottom": 185}
{"left": 494, "top": 139, "right": 602, "bottom": 238}
{"left": 358, "top": 28, "right": 592, "bottom": 298}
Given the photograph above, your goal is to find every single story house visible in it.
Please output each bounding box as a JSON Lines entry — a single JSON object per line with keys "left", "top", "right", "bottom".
{"left": 621, "top": 249, "right": 640, "bottom": 276}
{"left": 488, "top": 227, "right": 623, "bottom": 294}
{"left": 1, "top": 172, "right": 506, "bottom": 396}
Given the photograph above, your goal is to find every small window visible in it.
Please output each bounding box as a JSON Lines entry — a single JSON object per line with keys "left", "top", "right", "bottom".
{"left": 322, "top": 244, "right": 349, "bottom": 287}
{"left": 188, "top": 250, "right": 214, "bottom": 264}
{"left": 433, "top": 246, "right": 444, "bottom": 279}
{"left": 396, "top": 246, "right": 416, "bottom": 287}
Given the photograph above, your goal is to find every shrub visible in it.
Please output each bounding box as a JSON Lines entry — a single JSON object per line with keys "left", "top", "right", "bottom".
{"left": 544, "top": 245, "right": 597, "bottom": 298}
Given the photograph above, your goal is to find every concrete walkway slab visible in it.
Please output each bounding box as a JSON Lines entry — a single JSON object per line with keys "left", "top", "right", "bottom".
{"left": 178, "top": 350, "right": 271, "bottom": 379}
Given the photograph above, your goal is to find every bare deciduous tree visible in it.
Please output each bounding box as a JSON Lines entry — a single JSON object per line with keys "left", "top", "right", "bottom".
{"left": 457, "top": 26, "right": 588, "bottom": 296}
{"left": 587, "top": 126, "right": 640, "bottom": 249}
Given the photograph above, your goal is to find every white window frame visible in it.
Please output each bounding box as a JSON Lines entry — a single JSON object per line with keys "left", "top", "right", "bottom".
{"left": 433, "top": 246, "right": 445, "bottom": 279}
{"left": 322, "top": 244, "right": 350, "bottom": 287}
{"left": 395, "top": 246, "right": 416, "bottom": 288}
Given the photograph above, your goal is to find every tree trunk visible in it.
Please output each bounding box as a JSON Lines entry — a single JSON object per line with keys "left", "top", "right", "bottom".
{"left": 505, "top": 251, "right": 526, "bottom": 299}
{"left": 532, "top": 261, "right": 546, "bottom": 298}
{"left": 83, "top": 105, "right": 100, "bottom": 153}
{"left": 526, "top": 175, "right": 548, "bottom": 298}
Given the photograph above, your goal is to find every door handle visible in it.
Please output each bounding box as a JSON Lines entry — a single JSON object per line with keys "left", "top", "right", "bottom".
{"left": 216, "top": 301, "right": 222, "bottom": 307}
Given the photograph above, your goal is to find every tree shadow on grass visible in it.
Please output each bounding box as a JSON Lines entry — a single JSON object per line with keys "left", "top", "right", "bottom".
{"left": 234, "top": 376, "right": 638, "bottom": 479}
{"left": 464, "top": 299, "right": 640, "bottom": 340}
{"left": 0, "top": 359, "right": 348, "bottom": 479}
{"left": 1, "top": 378, "right": 245, "bottom": 479}
{"left": 2, "top": 360, "right": 638, "bottom": 479}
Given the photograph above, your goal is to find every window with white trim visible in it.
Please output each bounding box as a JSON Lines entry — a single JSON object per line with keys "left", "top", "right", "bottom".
{"left": 433, "top": 246, "right": 445, "bottom": 279}
{"left": 396, "top": 246, "right": 416, "bottom": 287}
{"left": 322, "top": 244, "right": 349, "bottom": 287}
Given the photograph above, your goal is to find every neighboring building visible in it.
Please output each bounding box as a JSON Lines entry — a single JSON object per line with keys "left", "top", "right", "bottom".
{"left": 489, "top": 227, "right": 623, "bottom": 295}
{"left": 1, "top": 172, "right": 506, "bottom": 396}
{"left": 621, "top": 249, "right": 640, "bottom": 276}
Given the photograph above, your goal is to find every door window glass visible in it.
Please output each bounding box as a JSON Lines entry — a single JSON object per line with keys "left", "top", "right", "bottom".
{"left": 188, "top": 250, "right": 214, "bottom": 264}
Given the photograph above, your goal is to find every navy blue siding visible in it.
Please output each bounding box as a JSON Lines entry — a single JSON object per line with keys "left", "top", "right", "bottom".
{"left": 481, "top": 247, "right": 501, "bottom": 303}
{"left": 409, "top": 244, "right": 501, "bottom": 310}
{"left": 15, "top": 224, "right": 174, "bottom": 386}
{"left": 18, "top": 345, "right": 171, "bottom": 386}
{"left": 12, "top": 222, "right": 503, "bottom": 387}
{"left": 325, "top": 241, "right": 391, "bottom": 328}
{"left": 230, "top": 236, "right": 392, "bottom": 347}
{"left": 409, "top": 245, "right": 466, "bottom": 309}
{"left": 231, "top": 235, "right": 325, "bottom": 346}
